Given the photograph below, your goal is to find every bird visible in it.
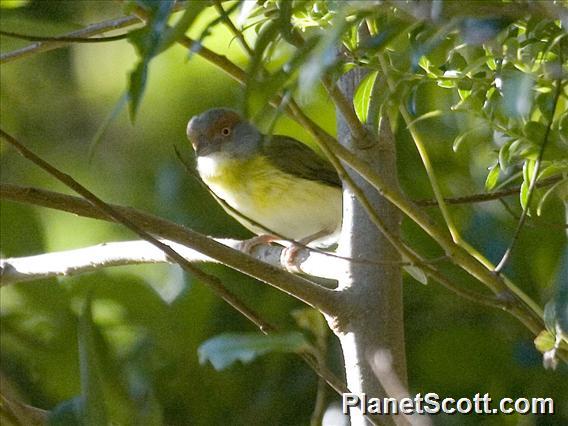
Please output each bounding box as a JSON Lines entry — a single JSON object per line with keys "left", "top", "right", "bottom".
{"left": 186, "top": 108, "right": 342, "bottom": 250}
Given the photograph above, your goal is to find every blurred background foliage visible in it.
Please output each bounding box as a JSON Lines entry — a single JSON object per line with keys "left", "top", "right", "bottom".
{"left": 0, "top": 1, "right": 567, "bottom": 425}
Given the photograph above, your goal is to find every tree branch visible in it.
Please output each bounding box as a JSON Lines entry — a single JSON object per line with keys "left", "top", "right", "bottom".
{"left": 1, "top": 4, "right": 545, "bottom": 335}
{"left": 0, "top": 131, "right": 338, "bottom": 317}
{"left": 0, "top": 235, "right": 344, "bottom": 286}
{"left": 414, "top": 176, "right": 563, "bottom": 206}
{"left": 0, "top": 15, "right": 142, "bottom": 63}
{"left": 212, "top": 0, "right": 254, "bottom": 56}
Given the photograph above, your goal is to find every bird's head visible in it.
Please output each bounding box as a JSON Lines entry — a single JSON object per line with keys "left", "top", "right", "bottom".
{"left": 186, "top": 108, "right": 261, "bottom": 158}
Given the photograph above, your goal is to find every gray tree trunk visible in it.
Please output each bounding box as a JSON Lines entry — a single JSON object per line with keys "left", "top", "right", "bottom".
{"left": 335, "top": 67, "right": 407, "bottom": 425}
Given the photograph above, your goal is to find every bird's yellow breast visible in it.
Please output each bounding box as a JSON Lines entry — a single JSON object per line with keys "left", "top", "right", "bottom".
{"left": 196, "top": 152, "right": 342, "bottom": 245}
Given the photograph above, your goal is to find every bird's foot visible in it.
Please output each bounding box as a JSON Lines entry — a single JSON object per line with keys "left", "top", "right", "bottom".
{"left": 238, "top": 234, "right": 278, "bottom": 255}
{"left": 280, "top": 243, "right": 304, "bottom": 269}
{"left": 280, "top": 229, "right": 331, "bottom": 270}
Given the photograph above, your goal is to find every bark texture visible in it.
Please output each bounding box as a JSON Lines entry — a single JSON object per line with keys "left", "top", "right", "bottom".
{"left": 335, "top": 66, "right": 407, "bottom": 425}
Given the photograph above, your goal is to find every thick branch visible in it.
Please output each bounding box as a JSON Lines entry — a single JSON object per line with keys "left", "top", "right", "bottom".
{"left": 0, "top": 183, "right": 338, "bottom": 311}
{"left": 0, "top": 237, "right": 343, "bottom": 286}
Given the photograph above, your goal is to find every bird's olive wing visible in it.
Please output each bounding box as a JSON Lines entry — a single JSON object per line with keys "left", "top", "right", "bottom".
{"left": 262, "top": 135, "right": 341, "bottom": 187}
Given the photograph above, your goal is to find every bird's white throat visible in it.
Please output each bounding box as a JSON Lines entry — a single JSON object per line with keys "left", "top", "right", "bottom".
{"left": 196, "top": 152, "right": 232, "bottom": 179}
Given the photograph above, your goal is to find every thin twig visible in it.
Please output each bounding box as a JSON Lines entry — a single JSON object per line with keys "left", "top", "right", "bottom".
{"left": 495, "top": 79, "right": 564, "bottom": 273}
{"left": 213, "top": 0, "right": 254, "bottom": 56}
{"left": 0, "top": 15, "right": 142, "bottom": 64}
{"left": 415, "top": 176, "right": 563, "bottom": 206}
{"left": 0, "top": 29, "right": 129, "bottom": 43}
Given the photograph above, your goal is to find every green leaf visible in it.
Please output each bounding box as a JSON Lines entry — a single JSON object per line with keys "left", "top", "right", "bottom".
{"left": 78, "top": 295, "right": 109, "bottom": 426}
{"left": 537, "top": 178, "right": 567, "bottom": 216}
{"left": 237, "top": 0, "right": 258, "bottom": 27}
{"left": 543, "top": 300, "right": 557, "bottom": 335}
{"left": 0, "top": 0, "right": 29, "bottom": 8}
{"left": 244, "top": 20, "right": 286, "bottom": 118}
{"left": 299, "top": 11, "right": 347, "bottom": 94}
{"left": 406, "top": 110, "right": 444, "bottom": 129}
{"left": 534, "top": 330, "right": 556, "bottom": 353}
{"left": 523, "top": 159, "right": 536, "bottom": 185}
{"left": 198, "top": 332, "right": 311, "bottom": 370}
{"left": 519, "top": 180, "right": 529, "bottom": 209}
{"left": 498, "top": 139, "right": 513, "bottom": 171}
{"left": 523, "top": 121, "right": 547, "bottom": 145}
{"left": 353, "top": 71, "right": 378, "bottom": 124}
{"left": 452, "top": 129, "right": 473, "bottom": 152}
{"left": 555, "top": 259, "right": 568, "bottom": 338}
{"left": 75, "top": 296, "right": 140, "bottom": 425}
{"left": 127, "top": 1, "right": 175, "bottom": 121}
{"left": 404, "top": 265, "right": 428, "bottom": 285}
{"left": 538, "top": 162, "right": 568, "bottom": 180}
{"left": 501, "top": 71, "right": 534, "bottom": 118}
{"left": 158, "top": 3, "right": 205, "bottom": 52}
{"left": 291, "top": 308, "right": 327, "bottom": 340}
{"left": 485, "top": 163, "right": 500, "bottom": 191}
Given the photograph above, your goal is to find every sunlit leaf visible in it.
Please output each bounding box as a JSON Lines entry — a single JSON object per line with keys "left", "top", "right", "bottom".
{"left": 534, "top": 329, "right": 555, "bottom": 353}
{"left": 407, "top": 110, "right": 445, "bottom": 129}
{"left": 0, "top": 0, "right": 29, "bottom": 8}
{"left": 237, "top": 0, "right": 258, "bottom": 27}
{"left": 198, "top": 332, "right": 311, "bottom": 370}
{"left": 523, "top": 159, "right": 536, "bottom": 185}
{"left": 498, "top": 139, "right": 513, "bottom": 170}
{"left": 353, "top": 71, "right": 378, "bottom": 124}
{"left": 485, "top": 163, "right": 500, "bottom": 191}
{"left": 404, "top": 265, "right": 428, "bottom": 285}
{"left": 538, "top": 162, "right": 568, "bottom": 180}
{"left": 519, "top": 180, "right": 529, "bottom": 209}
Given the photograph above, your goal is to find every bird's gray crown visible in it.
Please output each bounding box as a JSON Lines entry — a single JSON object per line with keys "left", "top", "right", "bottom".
{"left": 187, "top": 108, "right": 261, "bottom": 158}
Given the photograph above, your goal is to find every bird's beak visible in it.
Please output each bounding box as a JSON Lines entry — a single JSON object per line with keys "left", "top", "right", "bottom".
{"left": 187, "top": 115, "right": 220, "bottom": 156}
{"left": 186, "top": 116, "right": 200, "bottom": 152}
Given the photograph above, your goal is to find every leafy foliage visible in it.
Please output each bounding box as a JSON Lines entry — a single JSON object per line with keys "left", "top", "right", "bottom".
{"left": 198, "top": 332, "right": 311, "bottom": 370}
{"left": 1, "top": 0, "right": 567, "bottom": 424}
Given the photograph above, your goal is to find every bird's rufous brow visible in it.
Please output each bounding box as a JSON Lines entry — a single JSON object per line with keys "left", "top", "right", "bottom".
{"left": 207, "top": 112, "right": 241, "bottom": 138}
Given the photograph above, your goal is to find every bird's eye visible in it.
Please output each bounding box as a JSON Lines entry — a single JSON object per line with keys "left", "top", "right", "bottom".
{"left": 221, "top": 127, "right": 231, "bottom": 136}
